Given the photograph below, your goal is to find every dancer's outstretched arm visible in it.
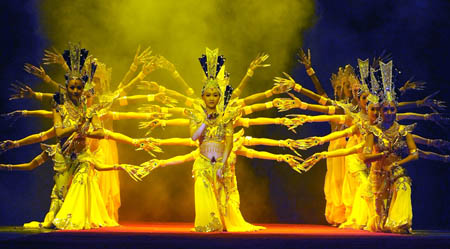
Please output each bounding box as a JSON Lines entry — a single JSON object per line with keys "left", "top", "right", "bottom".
{"left": 1, "top": 127, "right": 55, "bottom": 152}
{"left": 418, "top": 149, "right": 449, "bottom": 163}
{"left": 117, "top": 45, "right": 153, "bottom": 90}
{"left": 0, "top": 151, "right": 49, "bottom": 171}
{"left": 297, "top": 49, "right": 327, "bottom": 97}
{"left": 232, "top": 53, "right": 270, "bottom": 98}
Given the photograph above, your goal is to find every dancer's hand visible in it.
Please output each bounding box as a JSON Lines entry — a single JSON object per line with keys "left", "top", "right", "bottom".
{"left": 399, "top": 78, "right": 426, "bottom": 95}
{"left": 278, "top": 154, "right": 304, "bottom": 173}
{"left": 294, "top": 136, "right": 322, "bottom": 150}
{"left": 24, "top": 63, "right": 47, "bottom": 80}
{"left": 138, "top": 81, "right": 160, "bottom": 92}
{"left": 418, "top": 91, "right": 446, "bottom": 112}
{"left": 133, "top": 45, "right": 153, "bottom": 66}
{"left": 155, "top": 93, "right": 178, "bottom": 106}
{"left": 141, "top": 159, "right": 163, "bottom": 172}
{"left": 9, "top": 81, "right": 35, "bottom": 100}
{"left": 216, "top": 162, "right": 224, "bottom": 181}
{"left": 249, "top": 53, "right": 270, "bottom": 72}
{"left": 43, "top": 47, "right": 65, "bottom": 66}
{"left": 138, "top": 104, "right": 161, "bottom": 113}
{"left": 0, "top": 140, "right": 17, "bottom": 152}
{"left": 141, "top": 57, "right": 158, "bottom": 75}
{"left": 273, "top": 72, "right": 296, "bottom": 94}
{"left": 134, "top": 138, "right": 163, "bottom": 157}
{"left": 297, "top": 48, "right": 312, "bottom": 68}
{"left": 117, "top": 164, "right": 149, "bottom": 182}
{"left": 155, "top": 55, "right": 176, "bottom": 72}
{"left": 300, "top": 152, "right": 327, "bottom": 172}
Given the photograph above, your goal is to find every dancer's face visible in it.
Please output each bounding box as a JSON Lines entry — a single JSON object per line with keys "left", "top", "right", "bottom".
{"left": 359, "top": 92, "right": 370, "bottom": 110}
{"left": 67, "top": 79, "right": 84, "bottom": 103}
{"left": 381, "top": 101, "right": 397, "bottom": 124}
{"left": 343, "top": 79, "right": 352, "bottom": 99}
{"left": 202, "top": 87, "right": 221, "bottom": 110}
{"left": 367, "top": 103, "right": 380, "bottom": 124}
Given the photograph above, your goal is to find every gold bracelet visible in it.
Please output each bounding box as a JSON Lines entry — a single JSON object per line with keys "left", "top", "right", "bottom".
{"left": 43, "top": 75, "right": 51, "bottom": 83}
{"left": 130, "top": 63, "right": 138, "bottom": 71}
{"left": 265, "top": 102, "right": 274, "bottom": 109}
{"left": 119, "top": 97, "right": 128, "bottom": 106}
{"left": 36, "top": 156, "right": 45, "bottom": 165}
{"left": 299, "top": 102, "right": 308, "bottom": 110}
{"left": 246, "top": 68, "right": 254, "bottom": 77}
{"left": 22, "top": 110, "right": 28, "bottom": 117}
{"left": 35, "top": 92, "right": 43, "bottom": 101}
{"left": 137, "top": 71, "right": 146, "bottom": 80}
{"left": 112, "top": 112, "right": 119, "bottom": 120}
{"left": 159, "top": 86, "right": 166, "bottom": 93}
{"left": 306, "top": 67, "right": 315, "bottom": 76}
{"left": 328, "top": 106, "right": 336, "bottom": 115}
{"left": 264, "top": 90, "right": 273, "bottom": 98}
{"left": 39, "top": 132, "right": 49, "bottom": 141}
{"left": 185, "top": 98, "right": 193, "bottom": 107}
{"left": 318, "top": 96, "right": 328, "bottom": 105}
{"left": 147, "top": 95, "right": 155, "bottom": 102}
{"left": 243, "top": 106, "right": 253, "bottom": 115}
{"left": 294, "top": 84, "right": 302, "bottom": 92}
{"left": 241, "top": 118, "right": 250, "bottom": 128}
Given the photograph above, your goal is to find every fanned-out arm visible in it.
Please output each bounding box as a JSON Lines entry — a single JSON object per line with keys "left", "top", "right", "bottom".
{"left": 276, "top": 93, "right": 344, "bottom": 115}
{"left": 274, "top": 73, "right": 331, "bottom": 105}
{"left": 117, "top": 46, "right": 153, "bottom": 90}
{"left": 297, "top": 49, "right": 327, "bottom": 97}
{"left": 151, "top": 137, "right": 197, "bottom": 147}
{"left": 9, "top": 82, "right": 54, "bottom": 103}
{"left": 235, "top": 146, "right": 303, "bottom": 173}
{"left": 391, "top": 133, "right": 419, "bottom": 167}
{"left": 114, "top": 93, "right": 177, "bottom": 107}
{"left": 412, "top": 134, "right": 450, "bottom": 150}
{"left": 232, "top": 53, "right": 270, "bottom": 99}
{"left": 1, "top": 127, "right": 56, "bottom": 150}
{"left": 418, "top": 149, "right": 449, "bottom": 163}
{"left": 0, "top": 151, "right": 49, "bottom": 171}
{"left": 234, "top": 117, "right": 286, "bottom": 128}
{"left": 100, "top": 111, "right": 171, "bottom": 121}
{"left": 24, "top": 63, "right": 61, "bottom": 89}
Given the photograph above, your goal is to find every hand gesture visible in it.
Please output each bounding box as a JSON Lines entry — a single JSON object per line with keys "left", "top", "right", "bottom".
{"left": 24, "top": 63, "right": 47, "bottom": 80}
{"left": 293, "top": 136, "right": 322, "bottom": 150}
{"left": 155, "top": 93, "right": 178, "bottom": 106}
{"left": 1, "top": 110, "right": 25, "bottom": 124}
{"left": 419, "top": 91, "right": 446, "bottom": 112}
{"left": 9, "top": 81, "right": 35, "bottom": 100}
{"left": 273, "top": 72, "right": 296, "bottom": 94}
{"left": 297, "top": 48, "right": 312, "bottom": 68}
{"left": 300, "top": 152, "right": 326, "bottom": 172}
{"left": 43, "top": 47, "right": 65, "bottom": 66}
{"left": 0, "top": 140, "right": 17, "bottom": 153}
{"left": 399, "top": 78, "right": 426, "bottom": 95}
{"left": 138, "top": 81, "right": 160, "bottom": 92}
{"left": 279, "top": 154, "right": 304, "bottom": 173}
{"left": 141, "top": 57, "right": 158, "bottom": 75}
{"left": 138, "top": 104, "right": 161, "bottom": 113}
{"left": 139, "top": 119, "right": 163, "bottom": 135}
{"left": 133, "top": 45, "right": 153, "bottom": 66}
{"left": 248, "top": 53, "right": 270, "bottom": 71}
{"left": 135, "top": 138, "right": 163, "bottom": 157}
{"left": 141, "top": 159, "right": 163, "bottom": 172}
{"left": 155, "top": 55, "right": 176, "bottom": 72}
{"left": 118, "top": 164, "right": 150, "bottom": 182}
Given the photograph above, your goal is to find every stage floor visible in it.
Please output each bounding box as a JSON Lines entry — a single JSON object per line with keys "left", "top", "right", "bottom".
{"left": 0, "top": 222, "right": 449, "bottom": 249}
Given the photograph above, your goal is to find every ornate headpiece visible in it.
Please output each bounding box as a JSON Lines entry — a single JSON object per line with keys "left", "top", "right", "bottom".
{"left": 366, "top": 66, "right": 380, "bottom": 105}
{"left": 62, "top": 42, "right": 90, "bottom": 84}
{"left": 379, "top": 60, "right": 396, "bottom": 103}
{"left": 198, "top": 48, "right": 233, "bottom": 111}
{"left": 357, "top": 58, "right": 370, "bottom": 93}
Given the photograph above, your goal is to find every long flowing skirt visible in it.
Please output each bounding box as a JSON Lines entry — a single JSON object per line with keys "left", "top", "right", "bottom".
{"left": 324, "top": 138, "right": 347, "bottom": 225}
{"left": 53, "top": 151, "right": 118, "bottom": 230}
{"left": 193, "top": 155, "right": 264, "bottom": 232}
{"left": 384, "top": 174, "right": 412, "bottom": 233}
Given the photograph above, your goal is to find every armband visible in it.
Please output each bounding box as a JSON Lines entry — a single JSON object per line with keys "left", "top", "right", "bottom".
{"left": 233, "top": 89, "right": 242, "bottom": 97}
{"left": 159, "top": 86, "right": 166, "bottom": 93}
{"left": 130, "top": 63, "right": 138, "bottom": 71}
{"left": 276, "top": 155, "right": 283, "bottom": 162}
{"left": 328, "top": 106, "right": 336, "bottom": 115}
{"left": 409, "top": 148, "right": 418, "bottom": 155}
{"left": 161, "top": 107, "right": 169, "bottom": 113}
{"left": 415, "top": 100, "right": 422, "bottom": 107}
{"left": 294, "top": 84, "right": 302, "bottom": 92}
{"left": 35, "top": 92, "right": 43, "bottom": 101}
{"left": 112, "top": 112, "right": 120, "bottom": 120}
{"left": 119, "top": 97, "right": 128, "bottom": 106}
{"left": 244, "top": 136, "right": 253, "bottom": 144}
{"left": 14, "top": 141, "right": 20, "bottom": 148}
{"left": 147, "top": 95, "right": 155, "bottom": 102}
{"left": 137, "top": 71, "right": 146, "bottom": 80}
{"left": 306, "top": 67, "right": 315, "bottom": 76}
{"left": 243, "top": 106, "right": 253, "bottom": 115}
{"left": 299, "top": 102, "right": 308, "bottom": 110}
{"left": 244, "top": 149, "right": 254, "bottom": 159}
{"left": 36, "top": 155, "right": 45, "bottom": 165}
{"left": 265, "top": 102, "right": 274, "bottom": 109}
{"left": 264, "top": 90, "right": 273, "bottom": 98}
{"left": 22, "top": 110, "right": 28, "bottom": 117}
{"left": 318, "top": 96, "right": 328, "bottom": 105}
{"left": 119, "top": 90, "right": 127, "bottom": 97}
{"left": 186, "top": 88, "right": 194, "bottom": 96}
{"left": 185, "top": 98, "right": 193, "bottom": 107}
{"left": 241, "top": 118, "right": 250, "bottom": 128}
{"left": 43, "top": 75, "right": 51, "bottom": 83}
{"left": 246, "top": 68, "right": 254, "bottom": 77}
{"left": 160, "top": 120, "right": 167, "bottom": 127}
{"left": 39, "top": 131, "right": 49, "bottom": 141}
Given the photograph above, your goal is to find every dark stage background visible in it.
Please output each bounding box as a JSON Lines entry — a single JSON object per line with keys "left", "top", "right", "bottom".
{"left": 0, "top": 0, "right": 449, "bottom": 230}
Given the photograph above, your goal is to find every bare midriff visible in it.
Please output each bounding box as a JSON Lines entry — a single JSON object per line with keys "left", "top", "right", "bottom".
{"left": 200, "top": 141, "right": 225, "bottom": 161}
